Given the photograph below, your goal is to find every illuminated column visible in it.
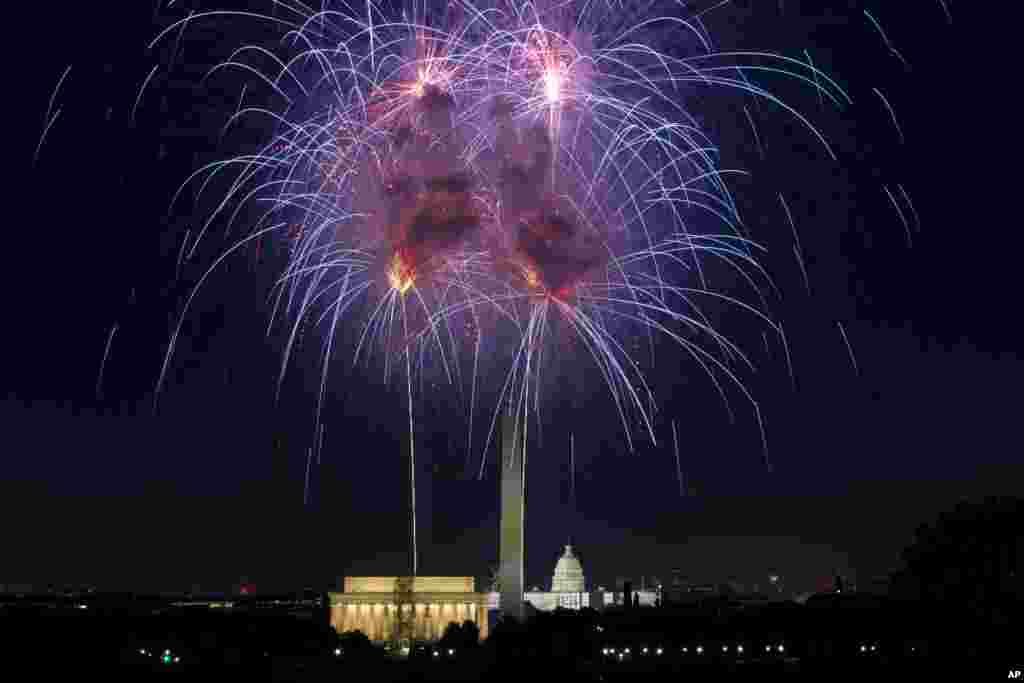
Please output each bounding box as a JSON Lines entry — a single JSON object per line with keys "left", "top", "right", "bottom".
{"left": 477, "top": 602, "right": 488, "bottom": 640}
{"left": 500, "top": 411, "right": 525, "bottom": 622}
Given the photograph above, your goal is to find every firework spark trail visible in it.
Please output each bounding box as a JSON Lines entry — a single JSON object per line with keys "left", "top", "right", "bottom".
{"left": 779, "top": 193, "right": 810, "bottom": 296}
{"left": 96, "top": 323, "right": 119, "bottom": 400}
{"left": 304, "top": 446, "right": 313, "bottom": 506}
{"left": 569, "top": 431, "right": 575, "bottom": 507}
{"left": 155, "top": 223, "right": 285, "bottom": 405}
{"left": 883, "top": 184, "right": 912, "bottom": 248}
{"left": 804, "top": 49, "right": 823, "bottom": 110}
{"left": 938, "top": 1, "right": 953, "bottom": 24}
{"left": 779, "top": 322, "right": 795, "bottom": 391}
{"left": 132, "top": 64, "right": 161, "bottom": 126}
{"left": 864, "top": 9, "right": 910, "bottom": 71}
{"left": 175, "top": 229, "right": 191, "bottom": 281}
{"left": 168, "top": 10, "right": 195, "bottom": 68}
{"left": 743, "top": 105, "right": 764, "bottom": 160}
{"left": 34, "top": 65, "right": 72, "bottom": 168}
{"left": 317, "top": 424, "right": 325, "bottom": 465}
{"left": 873, "top": 87, "right": 904, "bottom": 144}
{"left": 898, "top": 184, "right": 921, "bottom": 233}
{"left": 837, "top": 321, "right": 859, "bottom": 376}
{"left": 671, "top": 418, "right": 683, "bottom": 497}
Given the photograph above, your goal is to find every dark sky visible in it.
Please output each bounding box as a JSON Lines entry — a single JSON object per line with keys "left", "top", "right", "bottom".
{"left": 5, "top": 2, "right": 1019, "bottom": 594}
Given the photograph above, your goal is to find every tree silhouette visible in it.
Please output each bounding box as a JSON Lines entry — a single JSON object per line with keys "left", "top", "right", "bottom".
{"left": 894, "top": 496, "right": 1023, "bottom": 625}
{"left": 439, "top": 620, "right": 480, "bottom": 649}
{"left": 460, "top": 620, "right": 480, "bottom": 646}
{"left": 390, "top": 576, "right": 416, "bottom": 646}
{"left": 440, "top": 621, "right": 461, "bottom": 648}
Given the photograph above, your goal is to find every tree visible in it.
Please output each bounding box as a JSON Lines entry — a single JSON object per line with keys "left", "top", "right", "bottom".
{"left": 390, "top": 576, "right": 416, "bottom": 647}
{"left": 893, "top": 496, "right": 1023, "bottom": 625}
{"left": 440, "top": 621, "right": 461, "bottom": 648}
{"left": 460, "top": 620, "right": 480, "bottom": 647}
{"left": 339, "top": 630, "right": 372, "bottom": 650}
{"left": 439, "top": 620, "right": 480, "bottom": 650}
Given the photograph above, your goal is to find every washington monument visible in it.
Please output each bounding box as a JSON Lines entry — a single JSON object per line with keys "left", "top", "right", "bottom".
{"left": 499, "top": 411, "right": 525, "bottom": 621}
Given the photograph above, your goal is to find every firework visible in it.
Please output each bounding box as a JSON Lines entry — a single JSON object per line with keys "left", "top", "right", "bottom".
{"left": 150, "top": 1, "right": 917, "bottom": 564}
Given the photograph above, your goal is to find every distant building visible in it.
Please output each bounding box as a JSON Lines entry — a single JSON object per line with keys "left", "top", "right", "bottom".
{"left": 603, "top": 588, "right": 659, "bottom": 608}
{"left": 523, "top": 545, "right": 592, "bottom": 611}
{"left": 329, "top": 577, "right": 489, "bottom": 642}
{"left": 664, "top": 568, "right": 689, "bottom": 603}
{"left": 495, "top": 546, "right": 664, "bottom": 612}
{"left": 866, "top": 575, "right": 892, "bottom": 596}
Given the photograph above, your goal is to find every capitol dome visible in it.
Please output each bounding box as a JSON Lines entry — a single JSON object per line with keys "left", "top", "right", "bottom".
{"left": 551, "top": 544, "right": 585, "bottom": 592}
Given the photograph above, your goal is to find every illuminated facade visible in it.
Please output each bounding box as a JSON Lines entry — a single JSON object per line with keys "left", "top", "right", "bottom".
{"left": 329, "top": 577, "right": 489, "bottom": 642}
{"left": 520, "top": 545, "right": 592, "bottom": 612}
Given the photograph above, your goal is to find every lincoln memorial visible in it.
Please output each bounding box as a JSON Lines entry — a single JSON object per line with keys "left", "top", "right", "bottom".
{"left": 329, "top": 576, "right": 490, "bottom": 642}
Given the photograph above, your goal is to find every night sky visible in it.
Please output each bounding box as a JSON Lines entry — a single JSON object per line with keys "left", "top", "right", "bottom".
{"left": 5, "top": 2, "right": 1018, "bottom": 595}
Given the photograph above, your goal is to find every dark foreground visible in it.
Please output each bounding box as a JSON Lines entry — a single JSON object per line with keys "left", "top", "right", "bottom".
{"left": 2, "top": 593, "right": 1020, "bottom": 681}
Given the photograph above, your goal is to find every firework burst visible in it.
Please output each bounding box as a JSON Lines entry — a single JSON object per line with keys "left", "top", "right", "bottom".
{"left": 150, "top": 0, "right": 908, "bottom": 568}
